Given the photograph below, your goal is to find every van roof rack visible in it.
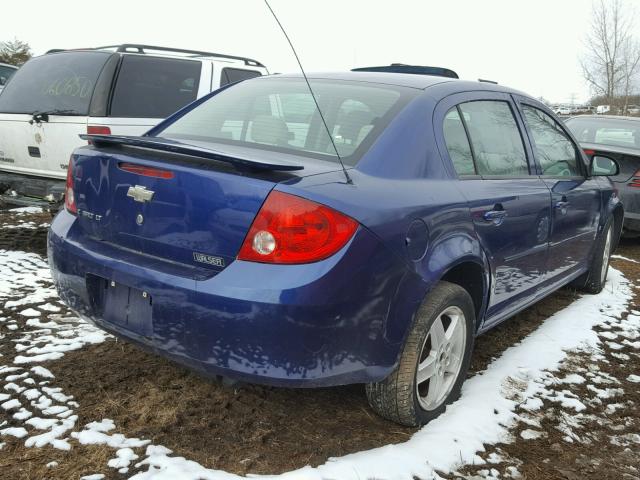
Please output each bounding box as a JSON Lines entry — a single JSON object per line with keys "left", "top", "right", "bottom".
{"left": 48, "top": 44, "right": 265, "bottom": 67}
{"left": 351, "top": 64, "right": 458, "bottom": 79}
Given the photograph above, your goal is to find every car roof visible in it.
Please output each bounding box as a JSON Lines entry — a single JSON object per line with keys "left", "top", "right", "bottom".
{"left": 271, "top": 71, "right": 528, "bottom": 96}
{"left": 44, "top": 46, "right": 266, "bottom": 69}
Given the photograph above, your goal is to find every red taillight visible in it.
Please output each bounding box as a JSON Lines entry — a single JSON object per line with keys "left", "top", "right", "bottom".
{"left": 583, "top": 149, "right": 596, "bottom": 156}
{"left": 629, "top": 169, "right": 640, "bottom": 188}
{"left": 87, "top": 125, "right": 111, "bottom": 135}
{"left": 237, "top": 191, "right": 358, "bottom": 264}
{"left": 119, "top": 163, "right": 174, "bottom": 179}
{"left": 65, "top": 157, "right": 77, "bottom": 214}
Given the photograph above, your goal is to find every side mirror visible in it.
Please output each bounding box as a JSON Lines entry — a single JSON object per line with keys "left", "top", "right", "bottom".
{"left": 590, "top": 155, "right": 619, "bottom": 176}
{"left": 0, "top": 77, "right": 6, "bottom": 86}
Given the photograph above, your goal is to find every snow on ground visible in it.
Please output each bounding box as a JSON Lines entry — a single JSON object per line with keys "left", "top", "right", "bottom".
{"left": 0, "top": 247, "right": 637, "bottom": 480}
{"left": 8, "top": 207, "right": 44, "bottom": 215}
{"left": 0, "top": 207, "right": 49, "bottom": 230}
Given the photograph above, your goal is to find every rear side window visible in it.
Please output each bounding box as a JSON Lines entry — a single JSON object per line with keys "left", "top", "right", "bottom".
{"left": 220, "top": 67, "right": 261, "bottom": 87}
{"left": 110, "top": 56, "right": 202, "bottom": 118}
{"left": 0, "top": 52, "right": 111, "bottom": 115}
{"left": 522, "top": 105, "right": 580, "bottom": 176}
{"left": 443, "top": 108, "right": 475, "bottom": 175}
{"left": 458, "top": 101, "right": 529, "bottom": 176}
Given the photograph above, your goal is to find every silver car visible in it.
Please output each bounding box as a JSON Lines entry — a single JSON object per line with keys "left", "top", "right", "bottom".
{"left": 566, "top": 115, "right": 640, "bottom": 236}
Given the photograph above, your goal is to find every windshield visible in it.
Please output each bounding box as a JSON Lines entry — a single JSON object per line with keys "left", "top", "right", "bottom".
{"left": 157, "top": 77, "right": 416, "bottom": 165}
{"left": 0, "top": 51, "right": 111, "bottom": 115}
{"left": 566, "top": 117, "right": 640, "bottom": 150}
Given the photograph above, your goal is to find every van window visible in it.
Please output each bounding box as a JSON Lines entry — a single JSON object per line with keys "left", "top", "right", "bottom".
{"left": 458, "top": 101, "right": 529, "bottom": 176}
{"left": 0, "top": 65, "right": 16, "bottom": 86}
{"left": 0, "top": 51, "right": 111, "bottom": 115}
{"left": 110, "top": 56, "right": 202, "bottom": 118}
{"left": 220, "top": 68, "right": 262, "bottom": 87}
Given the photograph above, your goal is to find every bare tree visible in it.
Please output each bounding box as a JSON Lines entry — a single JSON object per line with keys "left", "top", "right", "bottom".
{"left": 0, "top": 38, "right": 32, "bottom": 66}
{"left": 581, "top": 0, "right": 640, "bottom": 111}
{"left": 620, "top": 38, "right": 640, "bottom": 113}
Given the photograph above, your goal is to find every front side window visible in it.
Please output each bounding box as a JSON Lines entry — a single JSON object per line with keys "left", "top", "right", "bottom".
{"left": 110, "top": 55, "right": 202, "bottom": 118}
{"left": 458, "top": 101, "right": 529, "bottom": 176}
{"left": 522, "top": 105, "right": 580, "bottom": 176}
{"left": 443, "top": 108, "right": 475, "bottom": 175}
{"left": 158, "top": 77, "right": 414, "bottom": 166}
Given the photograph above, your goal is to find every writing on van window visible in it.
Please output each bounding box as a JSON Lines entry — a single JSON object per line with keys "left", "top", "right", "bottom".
{"left": 42, "top": 75, "right": 93, "bottom": 99}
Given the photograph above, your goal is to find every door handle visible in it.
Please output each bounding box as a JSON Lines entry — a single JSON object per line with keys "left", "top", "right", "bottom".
{"left": 555, "top": 196, "right": 569, "bottom": 214}
{"left": 483, "top": 209, "right": 507, "bottom": 225}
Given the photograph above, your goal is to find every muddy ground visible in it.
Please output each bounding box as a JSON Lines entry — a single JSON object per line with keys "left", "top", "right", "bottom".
{"left": 0, "top": 207, "right": 638, "bottom": 479}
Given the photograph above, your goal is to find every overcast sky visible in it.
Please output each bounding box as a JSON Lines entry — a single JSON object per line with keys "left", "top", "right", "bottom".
{"left": 3, "top": 0, "right": 598, "bottom": 104}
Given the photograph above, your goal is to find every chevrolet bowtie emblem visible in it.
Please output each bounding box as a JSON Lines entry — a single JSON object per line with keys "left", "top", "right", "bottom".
{"left": 126, "top": 185, "right": 155, "bottom": 203}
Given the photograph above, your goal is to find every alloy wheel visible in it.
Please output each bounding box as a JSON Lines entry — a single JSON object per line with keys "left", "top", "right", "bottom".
{"left": 416, "top": 305, "right": 467, "bottom": 411}
{"left": 600, "top": 225, "right": 612, "bottom": 284}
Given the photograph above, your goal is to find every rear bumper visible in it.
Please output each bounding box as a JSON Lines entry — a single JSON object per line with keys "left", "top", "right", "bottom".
{"left": 48, "top": 210, "right": 419, "bottom": 387}
{"left": 0, "top": 171, "right": 65, "bottom": 207}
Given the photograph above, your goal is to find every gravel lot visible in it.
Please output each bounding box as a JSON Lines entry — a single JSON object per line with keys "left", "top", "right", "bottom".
{"left": 0, "top": 207, "right": 638, "bottom": 480}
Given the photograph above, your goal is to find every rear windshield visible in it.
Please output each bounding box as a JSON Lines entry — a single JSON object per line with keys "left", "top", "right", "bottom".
{"left": 157, "top": 77, "right": 415, "bottom": 165}
{"left": 109, "top": 55, "right": 202, "bottom": 118}
{"left": 566, "top": 117, "right": 640, "bottom": 149}
{"left": 0, "top": 51, "right": 110, "bottom": 115}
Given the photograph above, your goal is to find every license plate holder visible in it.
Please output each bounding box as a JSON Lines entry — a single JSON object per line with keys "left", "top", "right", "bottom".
{"left": 96, "top": 278, "right": 153, "bottom": 338}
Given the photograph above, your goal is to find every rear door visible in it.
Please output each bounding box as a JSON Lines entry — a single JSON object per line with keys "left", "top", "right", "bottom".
{"left": 515, "top": 99, "right": 600, "bottom": 280}
{"left": 0, "top": 52, "right": 112, "bottom": 179}
{"left": 90, "top": 55, "right": 204, "bottom": 135}
{"left": 437, "top": 92, "right": 552, "bottom": 325}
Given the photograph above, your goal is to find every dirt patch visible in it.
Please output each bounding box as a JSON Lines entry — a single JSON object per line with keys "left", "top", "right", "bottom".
{"left": 0, "top": 208, "right": 51, "bottom": 256}
{"left": 46, "top": 341, "right": 415, "bottom": 476}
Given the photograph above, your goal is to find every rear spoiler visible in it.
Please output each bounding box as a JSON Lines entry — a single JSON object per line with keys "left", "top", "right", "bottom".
{"left": 79, "top": 135, "right": 305, "bottom": 171}
{"left": 352, "top": 64, "right": 459, "bottom": 79}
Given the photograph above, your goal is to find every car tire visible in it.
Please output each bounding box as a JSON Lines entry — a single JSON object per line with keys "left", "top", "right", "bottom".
{"left": 366, "top": 281, "right": 475, "bottom": 427}
{"left": 573, "top": 219, "right": 614, "bottom": 294}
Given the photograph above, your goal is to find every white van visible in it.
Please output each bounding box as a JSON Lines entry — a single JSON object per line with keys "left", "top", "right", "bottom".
{"left": 0, "top": 44, "right": 268, "bottom": 208}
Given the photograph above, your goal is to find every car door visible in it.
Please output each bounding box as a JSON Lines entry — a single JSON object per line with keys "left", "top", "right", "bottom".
{"left": 515, "top": 98, "right": 600, "bottom": 280}
{"left": 437, "top": 92, "right": 552, "bottom": 325}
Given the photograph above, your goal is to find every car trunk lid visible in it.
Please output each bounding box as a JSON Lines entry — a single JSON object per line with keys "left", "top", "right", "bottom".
{"left": 72, "top": 138, "right": 339, "bottom": 273}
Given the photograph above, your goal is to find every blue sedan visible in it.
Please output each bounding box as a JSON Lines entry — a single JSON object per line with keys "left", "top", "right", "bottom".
{"left": 48, "top": 71, "right": 622, "bottom": 426}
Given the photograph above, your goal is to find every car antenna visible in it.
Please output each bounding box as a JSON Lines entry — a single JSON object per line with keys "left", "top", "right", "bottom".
{"left": 263, "top": 0, "right": 353, "bottom": 185}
